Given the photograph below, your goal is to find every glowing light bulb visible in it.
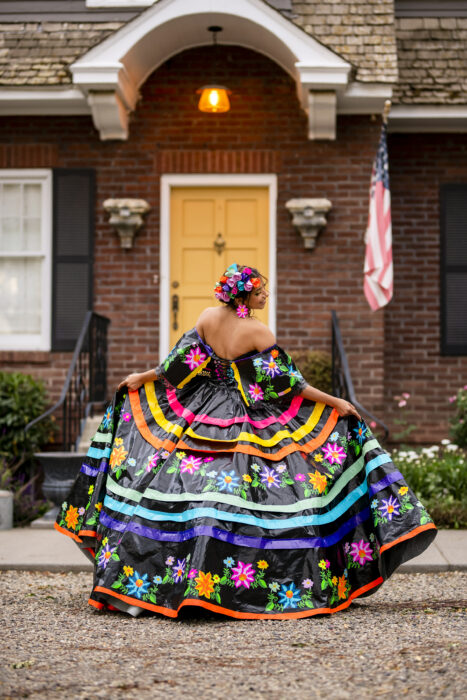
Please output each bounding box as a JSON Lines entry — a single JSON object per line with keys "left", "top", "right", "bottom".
{"left": 197, "top": 85, "right": 231, "bottom": 113}
{"left": 208, "top": 90, "right": 219, "bottom": 107}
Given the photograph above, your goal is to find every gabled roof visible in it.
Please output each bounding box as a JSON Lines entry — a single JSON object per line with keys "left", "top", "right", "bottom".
{"left": 1, "top": 0, "right": 466, "bottom": 135}
{"left": 0, "top": 0, "right": 397, "bottom": 87}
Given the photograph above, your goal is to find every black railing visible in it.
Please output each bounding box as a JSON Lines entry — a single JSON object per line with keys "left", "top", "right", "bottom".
{"left": 331, "top": 310, "right": 389, "bottom": 440}
{"left": 25, "top": 311, "right": 110, "bottom": 451}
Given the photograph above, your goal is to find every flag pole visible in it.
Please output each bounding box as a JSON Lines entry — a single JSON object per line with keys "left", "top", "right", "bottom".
{"left": 382, "top": 99, "right": 391, "bottom": 125}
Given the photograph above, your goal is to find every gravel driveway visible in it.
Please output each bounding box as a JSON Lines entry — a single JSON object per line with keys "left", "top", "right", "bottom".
{"left": 1, "top": 570, "right": 466, "bottom": 699}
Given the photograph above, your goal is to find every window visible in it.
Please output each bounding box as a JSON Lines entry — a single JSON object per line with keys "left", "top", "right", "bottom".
{"left": 0, "top": 170, "right": 52, "bottom": 350}
{"left": 440, "top": 184, "right": 467, "bottom": 355}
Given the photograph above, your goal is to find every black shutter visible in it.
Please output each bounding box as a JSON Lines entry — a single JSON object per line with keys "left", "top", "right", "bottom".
{"left": 440, "top": 184, "right": 467, "bottom": 355}
{"left": 52, "top": 169, "right": 94, "bottom": 351}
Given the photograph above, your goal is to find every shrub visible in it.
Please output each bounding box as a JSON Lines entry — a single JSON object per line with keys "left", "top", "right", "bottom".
{"left": 448, "top": 385, "right": 467, "bottom": 448}
{"left": 392, "top": 441, "right": 467, "bottom": 529}
{"left": 0, "top": 371, "right": 55, "bottom": 526}
{"left": 290, "top": 350, "right": 332, "bottom": 394}
{"left": 0, "top": 371, "right": 55, "bottom": 459}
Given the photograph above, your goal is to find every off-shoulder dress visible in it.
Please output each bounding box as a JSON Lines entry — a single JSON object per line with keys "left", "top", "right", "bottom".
{"left": 55, "top": 328, "right": 436, "bottom": 619}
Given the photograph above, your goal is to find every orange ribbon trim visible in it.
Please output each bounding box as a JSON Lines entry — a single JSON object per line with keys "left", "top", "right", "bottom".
{"left": 129, "top": 389, "right": 177, "bottom": 452}
{"left": 379, "top": 522, "right": 437, "bottom": 554}
{"left": 93, "top": 575, "right": 383, "bottom": 620}
{"left": 130, "top": 386, "right": 339, "bottom": 460}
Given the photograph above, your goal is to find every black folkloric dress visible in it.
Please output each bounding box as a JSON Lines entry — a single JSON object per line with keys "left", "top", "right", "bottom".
{"left": 55, "top": 328, "right": 436, "bottom": 619}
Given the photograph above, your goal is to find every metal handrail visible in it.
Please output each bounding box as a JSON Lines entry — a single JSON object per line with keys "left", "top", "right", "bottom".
{"left": 331, "top": 310, "right": 389, "bottom": 440}
{"left": 25, "top": 311, "right": 110, "bottom": 451}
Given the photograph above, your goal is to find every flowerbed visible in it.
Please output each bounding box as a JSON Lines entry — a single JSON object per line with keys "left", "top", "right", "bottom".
{"left": 392, "top": 440, "right": 467, "bottom": 529}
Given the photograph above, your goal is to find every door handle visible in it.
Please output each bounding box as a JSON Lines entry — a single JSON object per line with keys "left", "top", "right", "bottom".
{"left": 214, "top": 232, "right": 226, "bottom": 255}
{"left": 172, "top": 293, "right": 179, "bottom": 331}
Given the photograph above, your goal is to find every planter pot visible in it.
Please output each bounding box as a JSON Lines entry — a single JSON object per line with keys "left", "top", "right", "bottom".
{"left": 34, "top": 453, "right": 86, "bottom": 513}
{"left": 0, "top": 490, "right": 14, "bottom": 530}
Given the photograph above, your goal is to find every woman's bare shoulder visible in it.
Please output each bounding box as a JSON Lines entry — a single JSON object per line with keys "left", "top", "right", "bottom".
{"left": 196, "top": 306, "right": 223, "bottom": 335}
{"left": 197, "top": 306, "right": 220, "bottom": 321}
{"left": 247, "top": 318, "right": 276, "bottom": 351}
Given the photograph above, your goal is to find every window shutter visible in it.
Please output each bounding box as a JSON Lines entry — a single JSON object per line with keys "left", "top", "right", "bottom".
{"left": 52, "top": 169, "right": 94, "bottom": 351}
{"left": 440, "top": 184, "right": 467, "bottom": 355}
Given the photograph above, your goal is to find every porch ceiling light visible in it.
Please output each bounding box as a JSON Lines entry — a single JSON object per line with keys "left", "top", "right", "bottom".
{"left": 197, "top": 26, "right": 231, "bottom": 114}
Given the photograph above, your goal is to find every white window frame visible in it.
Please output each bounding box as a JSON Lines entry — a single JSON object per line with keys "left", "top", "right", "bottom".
{"left": 0, "top": 169, "right": 52, "bottom": 351}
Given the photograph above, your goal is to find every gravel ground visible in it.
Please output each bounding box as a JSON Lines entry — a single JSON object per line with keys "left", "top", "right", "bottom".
{"left": 1, "top": 570, "right": 466, "bottom": 700}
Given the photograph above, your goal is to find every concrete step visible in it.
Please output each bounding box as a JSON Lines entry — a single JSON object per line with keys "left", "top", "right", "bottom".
{"left": 77, "top": 416, "right": 102, "bottom": 451}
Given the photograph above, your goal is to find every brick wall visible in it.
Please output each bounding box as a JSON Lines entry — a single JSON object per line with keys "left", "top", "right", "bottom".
{"left": 2, "top": 45, "right": 463, "bottom": 441}
{"left": 386, "top": 132, "right": 467, "bottom": 442}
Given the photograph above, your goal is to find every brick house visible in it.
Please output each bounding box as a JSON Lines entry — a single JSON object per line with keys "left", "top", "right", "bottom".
{"left": 0, "top": 0, "right": 466, "bottom": 443}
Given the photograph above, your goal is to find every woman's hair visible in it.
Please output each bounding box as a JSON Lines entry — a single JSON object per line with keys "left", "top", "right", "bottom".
{"left": 215, "top": 264, "right": 268, "bottom": 309}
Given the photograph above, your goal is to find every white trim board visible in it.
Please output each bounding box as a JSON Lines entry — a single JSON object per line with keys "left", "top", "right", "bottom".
{"left": 0, "top": 88, "right": 90, "bottom": 116}
{"left": 159, "top": 173, "right": 277, "bottom": 360}
{"left": 388, "top": 105, "right": 467, "bottom": 133}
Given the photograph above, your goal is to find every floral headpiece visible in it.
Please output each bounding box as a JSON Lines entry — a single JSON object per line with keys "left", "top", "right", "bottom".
{"left": 214, "top": 263, "right": 262, "bottom": 303}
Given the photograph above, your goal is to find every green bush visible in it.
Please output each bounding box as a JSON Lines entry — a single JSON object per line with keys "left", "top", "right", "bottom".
{"left": 0, "top": 371, "right": 55, "bottom": 459}
{"left": 392, "top": 442, "right": 467, "bottom": 528}
{"left": 0, "top": 371, "right": 55, "bottom": 526}
{"left": 448, "top": 385, "right": 467, "bottom": 448}
{"left": 290, "top": 350, "right": 332, "bottom": 394}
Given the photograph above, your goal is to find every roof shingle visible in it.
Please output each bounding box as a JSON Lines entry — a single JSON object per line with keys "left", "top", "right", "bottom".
{"left": 0, "top": 21, "right": 124, "bottom": 85}
{"left": 394, "top": 16, "right": 467, "bottom": 103}
{"left": 290, "top": 0, "right": 398, "bottom": 83}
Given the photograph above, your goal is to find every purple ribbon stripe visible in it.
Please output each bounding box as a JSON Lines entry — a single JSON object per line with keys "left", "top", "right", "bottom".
{"left": 80, "top": 459, "right": 109, "bottom": 477}
{"left": 99, "top": 507, "right": 371, "bottom": 550}
{"left": 368, "top": 471, "right": 404, "bottom": 497}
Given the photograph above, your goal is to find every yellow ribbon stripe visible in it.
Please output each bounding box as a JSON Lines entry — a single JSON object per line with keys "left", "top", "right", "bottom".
{"left": 231, "top": 362, "right": 249, "bottom": 405}
{"left": 177, "top": 356, "right": 211, "bottom": 389}
{"left": 184, "top": 401, "right": 326, "bottom": 447}
{"left": 144, "top": 382, "right": 184, "bottom": 438}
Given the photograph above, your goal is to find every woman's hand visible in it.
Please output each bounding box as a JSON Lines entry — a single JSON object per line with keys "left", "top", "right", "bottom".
{"left": 118, "top": 373, "right": 144, "bottom": 392}
{"left": 300, "top": 385, "right": 362, "bottom": 421}
{"left": 333, "top": 398, "right": 362, "bottom": 420}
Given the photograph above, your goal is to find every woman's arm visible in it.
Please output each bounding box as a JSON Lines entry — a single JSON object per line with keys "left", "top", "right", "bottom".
{"left": 301, "top": 384, "right": 361, "bottom": 420}
{"left": 117, "top": 368, "right": 157, "bottom": 392}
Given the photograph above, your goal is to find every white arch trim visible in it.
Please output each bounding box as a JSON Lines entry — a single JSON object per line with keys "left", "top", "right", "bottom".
{"left": 72, "top": 0, "right": 354, "bottom": 140}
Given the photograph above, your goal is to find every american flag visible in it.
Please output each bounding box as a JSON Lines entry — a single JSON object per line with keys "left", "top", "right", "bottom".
{"left": 363, "top": 121, "right": 393, "bottom": 310}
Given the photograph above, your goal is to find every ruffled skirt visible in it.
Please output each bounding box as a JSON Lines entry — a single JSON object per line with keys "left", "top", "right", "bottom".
{"left": 55, "top": 380, "right": 436, "bottom": 619}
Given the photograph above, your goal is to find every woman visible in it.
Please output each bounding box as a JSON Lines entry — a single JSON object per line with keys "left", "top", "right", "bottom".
{"left": 55, "top": 263, "right": 436, "bottom": 619}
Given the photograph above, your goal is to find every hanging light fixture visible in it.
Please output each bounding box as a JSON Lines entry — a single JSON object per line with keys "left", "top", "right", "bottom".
{"left": 197, "top": 26, "right": 231, "bottom": 113}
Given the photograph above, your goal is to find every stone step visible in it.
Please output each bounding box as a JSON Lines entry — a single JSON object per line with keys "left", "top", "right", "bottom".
{"left": 77, "top": 416, "right": 103, "bottom": 451}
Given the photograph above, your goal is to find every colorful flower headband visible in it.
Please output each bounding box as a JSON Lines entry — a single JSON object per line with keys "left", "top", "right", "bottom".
{"left": 214, "top": 263, "right": 262, "bottom": 303}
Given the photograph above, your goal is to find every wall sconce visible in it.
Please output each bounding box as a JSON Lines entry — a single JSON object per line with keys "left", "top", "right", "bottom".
{"left": 103, "top": 198, "right": 150, "bottom": 249}
{"left": 285, "top": 198, "right": 332, "bottom": 250}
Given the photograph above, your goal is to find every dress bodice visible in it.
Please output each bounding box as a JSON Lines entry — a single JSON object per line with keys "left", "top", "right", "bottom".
{"left": 210, "top": 354, "right": 237, "bottom": 386}
{"left": 156, "top": 327, "right": 307, "bottom": 405}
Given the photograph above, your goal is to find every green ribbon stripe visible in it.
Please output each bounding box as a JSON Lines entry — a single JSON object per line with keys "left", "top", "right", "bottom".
{"left": 107, "top": 438, "right": 381, "bottom": 513}
{"left": 91, "top": 431, "right": 113, "bottom": 445}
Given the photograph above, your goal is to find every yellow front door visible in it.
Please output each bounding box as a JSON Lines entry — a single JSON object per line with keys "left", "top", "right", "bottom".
{"left": 169, "top": 186, "right": 269, "bottom": 346}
